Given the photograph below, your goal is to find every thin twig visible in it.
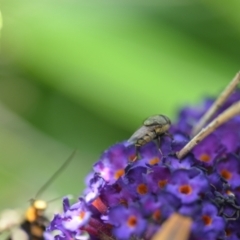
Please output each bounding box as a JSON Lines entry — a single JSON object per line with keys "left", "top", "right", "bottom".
{"left": 177, "top": 101, "right": 240, "bottom": 159}
{"left": 191, "top": 72, "right": 240, "bottom": 136}
{"left": 151, "top": 213, "right": 192, "bottom": 240}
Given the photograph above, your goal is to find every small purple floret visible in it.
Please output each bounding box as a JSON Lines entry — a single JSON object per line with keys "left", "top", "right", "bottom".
{"left": 166, "top": 168, "right": 209, "bottom": 204}
{"left": 106, "top": 205, "right": 147, "bottom": 240}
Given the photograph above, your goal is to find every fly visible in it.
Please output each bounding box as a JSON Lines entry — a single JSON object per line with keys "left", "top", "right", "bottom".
{"left": 128, "top": 114, "right": 172, "bottom": 159}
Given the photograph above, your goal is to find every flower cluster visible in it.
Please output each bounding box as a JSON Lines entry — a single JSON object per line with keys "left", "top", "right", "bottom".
{"left": 46, "top": 90, "right": 240, "bottom": 240}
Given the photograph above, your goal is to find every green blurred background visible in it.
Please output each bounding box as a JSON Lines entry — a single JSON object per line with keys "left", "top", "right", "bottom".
{"left": 0, "top": 0, "right": 240, "bottom": 217}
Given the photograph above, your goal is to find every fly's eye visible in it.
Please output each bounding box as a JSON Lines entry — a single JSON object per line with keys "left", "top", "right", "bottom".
{"left": 159, "top": 115, "right": 171, "bottom": 124}
{"left": 144, "top": 118, "right": 158, "bottom": 126}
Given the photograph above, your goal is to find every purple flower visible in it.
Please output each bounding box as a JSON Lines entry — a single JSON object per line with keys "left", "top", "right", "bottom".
{"left": 62, "top": 199, "right": 91, "bottom": 232}
{"left": 215, "top": 119, "right": 240, "bottom": 153}
{"left": 192, "top": 201, "right": 226, "bottom": 239}
{"left": 46, "top": 89, "right": 240, "bottom": 240}
{"left": 224, "top": 220, "right": 240, "bottom": 240}
{"left": 130, "top": 142, "right": 163, "bottom": 168}
{"left": 123, "top": 167, "right": 150, "bottom": 198}
{"left": 178, "top": 203, "right": 201, "bottom": 218}
{"left": 216, "top": 154, "right": 240, "bottom": 188}
{"left": 146, "top": 166, "right": 171, "bottom": 193}
{"left": 140, "top": 192, "right": 180, "bottom": 222}
{"left": 93, "top": 142, "right": 135, "bottom": 184}
{"left": 106, "top": 205, "right": 147, "bottom": 240}
{"left": 166, "top": 168, "right": 209, "bottom": 204}
{"left": 173, "top": 98, "right": 213, "bottom": 135}
{"left": 84, "top": 173, "right": 105, "bottom": 203}
{"left": 47, "top": 214, "right": 63, "bottom": 232}
{"left": 100, "top": 183, "right": 133, "bottom": 208}
{"left": 165, "top": 155, "right": 195, "bottom": 170}
{"left": 192, "top": 134, "right": 224, "bottom": 166}
{"left": 62, "top": 197, "right": 70, "bottom": 213}
{"left": 46, "top": 214, "right": 78, "bottom": 240}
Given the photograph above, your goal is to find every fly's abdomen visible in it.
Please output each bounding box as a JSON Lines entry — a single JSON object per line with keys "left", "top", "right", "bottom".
{"left": 136, "top": 131, "right": 156, "bottom": 147}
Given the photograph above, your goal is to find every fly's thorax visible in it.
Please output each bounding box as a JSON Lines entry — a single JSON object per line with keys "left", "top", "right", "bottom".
{"left": 25, "top": 206, "right": 37, "bottom": 222}
{"left": 26, "top": 200, "right": 47, "bottom": 222}
{"left": 154, "top": 123, "right": 170, "bottom": 135}
{"left": 143, "top": 114, "right": 171, "bottom": 126}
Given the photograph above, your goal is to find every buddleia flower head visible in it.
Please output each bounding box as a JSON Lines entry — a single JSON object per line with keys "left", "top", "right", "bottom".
{"left": 46, "top": 76, "right": 240, "bottom": 240}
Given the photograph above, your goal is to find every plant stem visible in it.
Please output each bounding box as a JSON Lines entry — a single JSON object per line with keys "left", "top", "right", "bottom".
{"left": 191, "top": 72, "right": 240, "bottom": 136}
{"left": 151, "top": 213, "right": 192, "bottom": 240}
{"left": 177, "top": 101, "right": 240, "bottom": 159}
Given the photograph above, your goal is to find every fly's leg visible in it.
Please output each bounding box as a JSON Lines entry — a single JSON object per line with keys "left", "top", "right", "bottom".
{"left": 164, "top": 131, "right": 174, "bottom": 140}
{"left": 156, "top": 136, "right": 163, "bottom": 156}
{"left": 153, "top": 130, "right": 163, "bottom": 156}
{"left": 132, "top": 145, "right": 141, "bottom": 161}
{"left": 155, "top": 132, "right": 173, "bottom": 156}
{"left": 135, "top": 145, "right": 141, "bottom": 160}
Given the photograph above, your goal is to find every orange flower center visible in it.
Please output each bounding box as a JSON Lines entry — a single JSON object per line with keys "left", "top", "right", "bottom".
{"left": 127, "top": 215, "right": 137, "bottom": 227}
{"left": 152, "top": 210, "right": 161, "bottom": 221}
{"left": 221, "top": 169, "right": 232, "bottom": 180}
{"left": 137, "top": 184, "right": 148, "bottom": 195}
{"left": 79, "top": 211, "right": 86, "bottom": 220}
{"left": 149, "top": 157, "right": 160, "bottom": 165}
{"left": 202, "top": 215, "right": 212, "bottom": 226}
{"left": 119, "top": 199, "right": 128, "bottom": 207}
{"left": 114, "top": 169, "right": 125, "bottom": 180}
{"left": 179, "top": 185, "right": 192, "bottom": 194}
{"left": 225, "top": 228, "right": 231, "bottom": 237}
{"left": 199, "top": 154, "right": 211, "bottom": 162}
{"left": 158, "top": 179, "right": 168, "bottom": 188}
{"left": 129, "top": 155, "right": 137, "bottom": 162}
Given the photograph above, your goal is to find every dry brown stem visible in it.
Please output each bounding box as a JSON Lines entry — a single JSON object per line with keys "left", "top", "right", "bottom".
{"left": 151, "top": 213, "right": 192, "bottom": 240}
{"left": 191, "top": 72, "right": 240, "bottom": 136}
{"left": 177, "top": 100, "right": 240, "bottom": 159}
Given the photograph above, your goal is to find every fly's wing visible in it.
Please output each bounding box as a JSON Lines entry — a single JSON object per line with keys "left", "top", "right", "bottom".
{"left": 0, "top": 209, "right": 23, "bottom": 233}
{"left": 128, "top": 125, "right": 150, "bottom": 144}
{"left": 8, "top": 228, "right": 28, "bottom": 240}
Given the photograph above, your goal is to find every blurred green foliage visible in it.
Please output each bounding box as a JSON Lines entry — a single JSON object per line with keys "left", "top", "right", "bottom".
{"left": 0, "top": 0, "right": 240, "bottom": 214}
